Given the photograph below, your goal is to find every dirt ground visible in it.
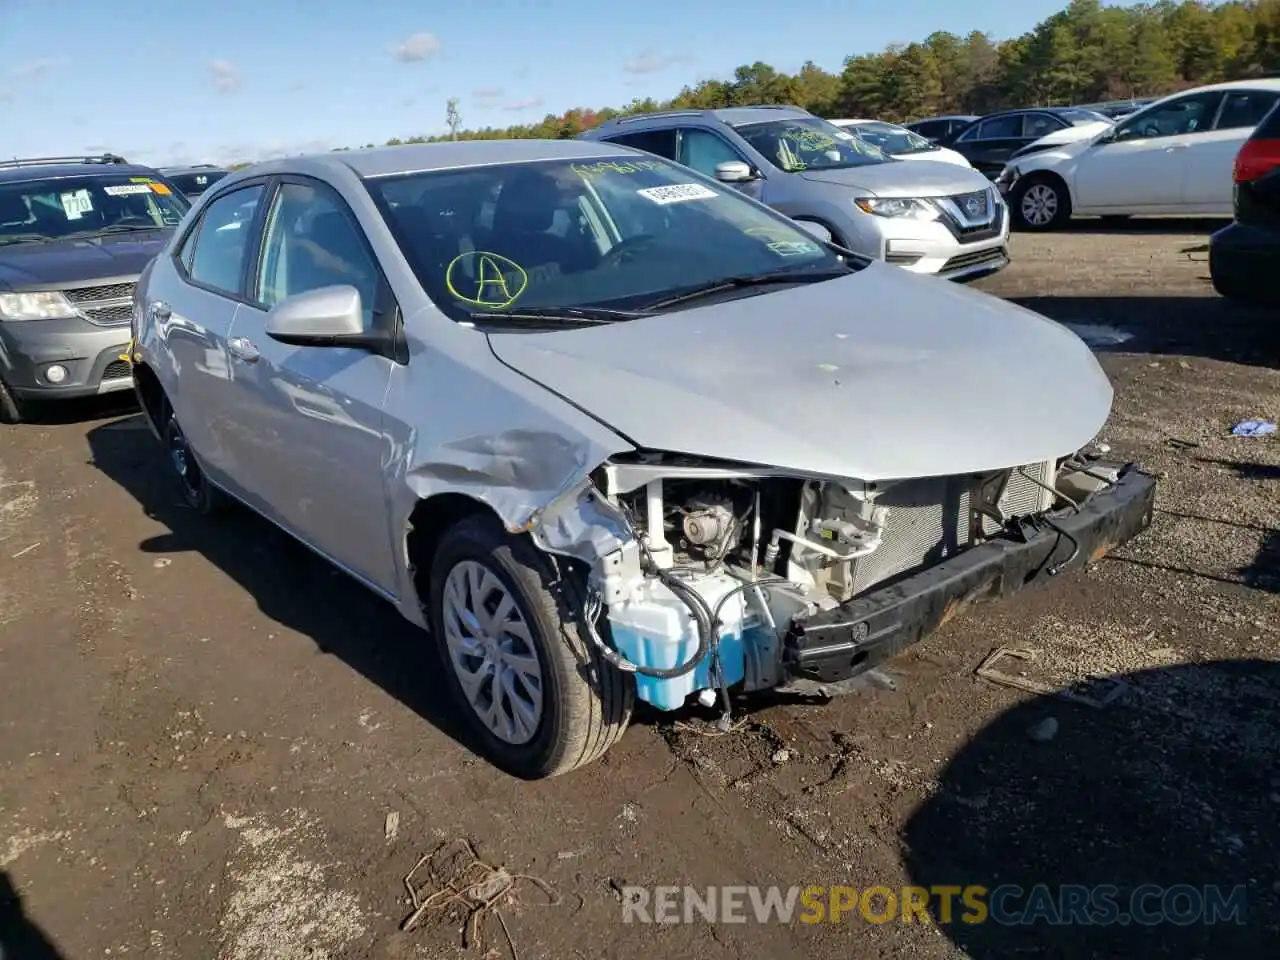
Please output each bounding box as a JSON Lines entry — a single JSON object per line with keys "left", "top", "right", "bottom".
{"left": 2, "top": 219, "right": 1278, "bottom": 960}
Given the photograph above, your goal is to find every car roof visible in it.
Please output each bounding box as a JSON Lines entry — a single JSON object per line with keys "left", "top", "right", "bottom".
{"left": 582, "top": 104, "right": 813, "bottom": 136}
{"left": 159, "top": 164, "right": 227, "bottom": 175}
{"left": 909, "top": 115, "right": 979, "bottom": 123}
{"left": 233, "top": 139, "right": 652, "bottom": 181}
{"left": 0, "top": 159, "right": 162, "bottom": 184}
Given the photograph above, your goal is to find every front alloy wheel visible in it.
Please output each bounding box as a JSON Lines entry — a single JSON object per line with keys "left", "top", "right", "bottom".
{"left": 162, "top": 412, "right": 221, "bottom": 515}
{"left": 441, "top": 560, "right": 544, "bottom": 745}
{"left": 428, "top": 514, "right": 633, "bottom": 779}
{"left": 1013, "top": 176, "right": 1071, "bottom": 231}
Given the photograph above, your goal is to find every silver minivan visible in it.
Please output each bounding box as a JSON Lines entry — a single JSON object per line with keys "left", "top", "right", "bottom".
{"left": 580, "top": 106, "right": 1010, "bottom": 280}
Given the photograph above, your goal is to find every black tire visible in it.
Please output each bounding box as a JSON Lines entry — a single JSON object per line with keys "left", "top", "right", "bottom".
{"left": 0, "top": 378, "right": 24, "bottom": 425}
{"left": 162, "top": 408, "right": 222, "bottom": 515}
{"left": 428, "top": 513, "right": 633, "bottom": 779}
{"left": 1010, "top": 174, "right": 1072, "bottom": 231}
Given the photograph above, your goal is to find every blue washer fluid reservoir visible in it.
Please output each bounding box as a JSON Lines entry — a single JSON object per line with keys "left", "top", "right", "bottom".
{"left": 606, "top": 571, "right": 750, "bottom": 711}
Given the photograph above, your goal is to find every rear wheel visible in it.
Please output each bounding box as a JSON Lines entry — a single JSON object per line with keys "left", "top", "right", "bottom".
{"left": 1011, "top": 175, "right": 1072, "bottom": 231}
{"left": 162, "top": 407, "right": 222, "bottom": 515}
{"left": 0, "top": 378, "right": 24, "bottom": 425}
{"left": 427, "top": 514, "right": 633, "bottom": 779}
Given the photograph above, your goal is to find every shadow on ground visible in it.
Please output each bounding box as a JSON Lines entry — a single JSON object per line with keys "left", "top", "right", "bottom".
{"left": 84, "top": 414, "right": 480, "bottom": 759}
{"left": 11, "top": 391, "right": 138, "bottom": 427}
{"left": 0, "top": 871, "right": 65, "bottom": 959}
{"left": 1043, "top": 216, "right": 1231, "bottom": 237}
{"left": 1008, "top": 295, "right": 1280, "bottom": 368}
{"left": 903, "top": 658, "right": 1280, "bottom": 958}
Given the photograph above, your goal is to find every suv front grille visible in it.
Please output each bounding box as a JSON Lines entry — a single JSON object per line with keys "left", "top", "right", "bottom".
{"left": 62, "top": 280, "right": 136, "bottom": 326}
{"left": 64, "top": 282, "right": 135, "bottom": 304}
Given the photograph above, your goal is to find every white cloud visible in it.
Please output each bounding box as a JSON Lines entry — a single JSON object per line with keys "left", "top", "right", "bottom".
{"left": 208, "top": 60, "right": 241, "bottom": 93}
{"left": 391, "top": 33, "right": 440, "bottom": 63}
{"left": 622, "top": 51, "right": 690, "bottom": 75}
{"left": 473, "top": 85, "right": 503, "bottom": 99}
{"left": 11, "top": 58, "right": 60, "bottom": 80}
{"left": 503, "top": 97, "right": 544, "bottom": 112}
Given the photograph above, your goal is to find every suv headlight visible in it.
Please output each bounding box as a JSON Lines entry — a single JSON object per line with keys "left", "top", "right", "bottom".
{"left": 997, "top": 164, "right": 1020, "bottom": 185}
{"left": 0, "top": 291, "right": 77, "bottom": 322}
{"left": 854, "top": 197, "right": 940, "bottom": 221}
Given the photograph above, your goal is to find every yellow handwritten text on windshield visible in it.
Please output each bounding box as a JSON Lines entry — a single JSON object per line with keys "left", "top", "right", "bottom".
{"left": 445, "top": 251, "right": 529, "bottom": 309}
{"left": 571, "top": 158, "right": 665, "bottom": 178}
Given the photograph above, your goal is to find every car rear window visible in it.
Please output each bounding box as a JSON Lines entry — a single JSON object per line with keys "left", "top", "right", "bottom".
{"left": 168, "top": 170, "right": 228, "bottom": 195}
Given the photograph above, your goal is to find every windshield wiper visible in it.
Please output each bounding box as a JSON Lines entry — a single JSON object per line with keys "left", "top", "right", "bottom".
{"left": 94, "top": 224, "right": 166, "bottom": 235}
{"left": 465, "top": 305, "right": 650, "bottom": 328}
{"left": 643, "top": 267, "right": 852, "bottom": 310}
{"left": 0, "top": 233, "right": 55, "bottom": 246}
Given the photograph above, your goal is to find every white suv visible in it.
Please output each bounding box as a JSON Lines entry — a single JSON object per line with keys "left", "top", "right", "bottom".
{"left": 996, "top": 79, "right": 1280, "bottom": 230}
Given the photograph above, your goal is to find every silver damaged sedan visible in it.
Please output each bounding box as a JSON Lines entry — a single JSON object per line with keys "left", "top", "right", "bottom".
{"left": 129, "top": 139, "right": 1158, "bottom": 779}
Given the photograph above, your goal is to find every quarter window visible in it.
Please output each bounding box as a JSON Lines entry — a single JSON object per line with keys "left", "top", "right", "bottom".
{"left": 255, "top": 181, "right": 380, "bottom": 328}
{"left": 185, "top": 184, "right": 264, "bottom": 296}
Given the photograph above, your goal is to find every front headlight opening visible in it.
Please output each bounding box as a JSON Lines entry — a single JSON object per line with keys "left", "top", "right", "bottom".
{"left": 854, "top": 197, "right": 940, "bottom": 221}
{"left": 0, "top": 291, "right": 77, "bottom": 322}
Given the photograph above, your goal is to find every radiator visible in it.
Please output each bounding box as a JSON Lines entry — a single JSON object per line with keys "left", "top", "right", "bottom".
{"left": 849, "top": 461, "right": 1055, "bottom": 593}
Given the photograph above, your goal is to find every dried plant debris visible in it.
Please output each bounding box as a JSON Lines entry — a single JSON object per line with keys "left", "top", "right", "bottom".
{"left": 401, "top": 838, "right": 559, "bottom": 958}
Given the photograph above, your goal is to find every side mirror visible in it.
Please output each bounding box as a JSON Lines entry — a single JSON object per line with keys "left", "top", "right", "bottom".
{"left": 265, "top": 285, "right": 374, "bottom": 349}
{"left": 714, "top": 161, "right": 754, "bottom": 183}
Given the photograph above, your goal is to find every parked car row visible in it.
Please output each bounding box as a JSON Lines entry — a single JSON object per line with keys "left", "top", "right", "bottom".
{"left": 995, "top": 79, "right": 1280, "bottom": 230}
{"left": 578, "top": 106, "right": 1011, "bottom": 281}
{"left": 0, "top": 155, "right": 228, "bottom": 423}
{"left": 121, "top": 136, "right": 1157, "bottom": 777}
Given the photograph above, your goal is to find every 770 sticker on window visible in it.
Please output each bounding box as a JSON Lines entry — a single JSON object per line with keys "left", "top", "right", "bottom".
{"left": 636, "top": 184, "right": 719, "bottom": 205}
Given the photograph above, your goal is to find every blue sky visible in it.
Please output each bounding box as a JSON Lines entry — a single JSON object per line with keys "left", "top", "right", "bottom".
{"left": 1, "top": 0, "right": 1081, "bottom": 168}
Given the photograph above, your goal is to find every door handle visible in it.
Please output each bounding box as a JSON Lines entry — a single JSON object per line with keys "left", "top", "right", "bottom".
{"left": 227, "top": 337, "right": 260, "bottom": 363}
{"left": 149, "top": 301, "right": 171, "bottom": 321}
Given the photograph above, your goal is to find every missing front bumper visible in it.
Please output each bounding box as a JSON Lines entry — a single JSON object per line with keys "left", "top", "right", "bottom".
{"left": 781, "top": 464, "right": 1157, "bottom": 686}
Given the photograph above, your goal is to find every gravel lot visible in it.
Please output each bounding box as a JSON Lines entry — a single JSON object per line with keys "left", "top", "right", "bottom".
{"left": 2, "top": 219, "right": 1277, "bottom": 960}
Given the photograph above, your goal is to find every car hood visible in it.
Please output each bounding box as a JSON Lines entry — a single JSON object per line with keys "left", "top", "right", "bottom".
{"left": 798, "top": 159, "right": 989, "bottom": 197}
{"left": 0, "top": 230, "right": 171, "bottom": 289}
{"left": 1022, "top": 121, "right": 1112, "bottom": 154}
{"left": 486, "top": 263, "right": 1114, "bottom": 482}
{"left": 894, "top": 147, "right": 972, "bottom": 168}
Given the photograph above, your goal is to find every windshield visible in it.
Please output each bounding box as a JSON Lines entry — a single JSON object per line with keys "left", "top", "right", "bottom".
{"left": 842, "top": 121, "right": 936, "bottom": 156}
{"left": 166, "top": 170, "right": 228, "bottom": 197}
{"left": 0, "top": 173, "right": 189, "bottom": 244}
{"left": 733, "top": 117, "right": 890, "bottom": 172}
{"left": 368, "top": 156, "right": 853, "bottom": 323}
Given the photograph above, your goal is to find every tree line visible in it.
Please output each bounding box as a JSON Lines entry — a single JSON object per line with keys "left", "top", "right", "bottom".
{"left": 340, "top": 0, "right": 1278, "bottom": 150}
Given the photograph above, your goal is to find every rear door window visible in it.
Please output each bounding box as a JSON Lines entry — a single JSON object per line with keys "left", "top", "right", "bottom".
{"left": 600, "top": 129, "right": 678, "bottom": 159}
{"left": 1215, "top": 91, "right": 1280, "bottom": 132}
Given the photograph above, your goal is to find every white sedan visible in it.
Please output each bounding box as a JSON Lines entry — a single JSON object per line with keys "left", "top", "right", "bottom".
{"left": 828, "top": 119, "right": 973, "bottom": 168}
{"left": 996, "top": 79, "right": 1280, "bottom": 229}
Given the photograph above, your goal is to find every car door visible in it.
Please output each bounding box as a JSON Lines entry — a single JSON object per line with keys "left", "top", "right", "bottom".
{"left": 1072, "top": 91, "right": 1224, "bottom": 211}
{"left": 160, "top": 181, "right": 267, "bottom": 491}
{"left": 953, "top": 115, "right": 1025, "bottom": 178}
{"left": 1182, "top": 89, "right": 1280, "bottom": 211}
{"left": 224, "top": 177, "right": 400, "bottom": 593}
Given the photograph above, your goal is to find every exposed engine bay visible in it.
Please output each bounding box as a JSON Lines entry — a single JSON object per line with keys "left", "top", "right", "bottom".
{"left": 579, "top": 446, "right": 1124, "bottom": 718}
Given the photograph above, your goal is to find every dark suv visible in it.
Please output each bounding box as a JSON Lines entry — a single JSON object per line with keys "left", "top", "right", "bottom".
{"left": 0, "top": 154, "right": 190, "bottom": 423}
{"left": 158, "top": 164, "right": 230, "bottom": 200}
{"left": 1209, "top": 101, "right": 1280, "bottom": 307}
